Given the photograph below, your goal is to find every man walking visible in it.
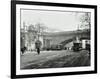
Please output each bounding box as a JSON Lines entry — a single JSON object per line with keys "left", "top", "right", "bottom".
{"left": 35, "top": 40, "right": 42, "bottom": 55}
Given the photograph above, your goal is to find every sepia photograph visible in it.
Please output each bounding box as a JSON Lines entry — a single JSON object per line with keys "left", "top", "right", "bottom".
{"left": 11, "top": 1, "right": 97, "bottom": 78}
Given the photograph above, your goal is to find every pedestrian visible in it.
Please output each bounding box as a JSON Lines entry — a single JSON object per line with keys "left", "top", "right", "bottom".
{"left": 35, "top": 40, "right": 42, "bottom": 55}
{"left": 21, "top": 46, "right": 27, "bottom": 55}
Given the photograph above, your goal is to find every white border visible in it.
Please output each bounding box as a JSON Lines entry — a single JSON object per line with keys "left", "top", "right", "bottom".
{"left": 16, "top": 4, "right": 95, "bottom": 75}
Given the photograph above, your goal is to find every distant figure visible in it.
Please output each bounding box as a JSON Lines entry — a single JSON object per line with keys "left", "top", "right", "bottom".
{"left": 35, "top": 40, "right": 42, "bottom": 55}
{"left": 21, "top": 46, "right": 27, "bottom": 55}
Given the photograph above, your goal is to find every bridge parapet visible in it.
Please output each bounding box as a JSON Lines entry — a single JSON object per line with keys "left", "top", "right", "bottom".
{"left": 43, "top": 30, "right": 90, "bottom": 48}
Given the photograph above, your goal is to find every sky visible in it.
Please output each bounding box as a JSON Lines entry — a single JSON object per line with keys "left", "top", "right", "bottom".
{"left": 21, "top": 9, "right": 87, "bottom": 32}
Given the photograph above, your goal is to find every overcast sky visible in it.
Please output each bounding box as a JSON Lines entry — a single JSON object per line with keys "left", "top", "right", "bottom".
{"left": 21, "top": 9, "right": 86, "bottom": 32}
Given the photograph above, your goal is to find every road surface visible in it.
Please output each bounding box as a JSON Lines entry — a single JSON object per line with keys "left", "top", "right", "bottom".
{"left": 21, "top": 50, "right": 90, "bottom": 69}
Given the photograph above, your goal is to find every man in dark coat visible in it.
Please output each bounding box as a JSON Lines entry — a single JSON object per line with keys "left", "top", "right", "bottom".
{"left": 35, "top": 40, "right": 42, "bottom": 55}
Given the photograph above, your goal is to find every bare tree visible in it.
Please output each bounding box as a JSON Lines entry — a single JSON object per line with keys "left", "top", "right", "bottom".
{"left": 35, "top": 22, "right": 48, "bottom": 39}
{"left": 80, "top": 13, "right": 91, "bottom": 30}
